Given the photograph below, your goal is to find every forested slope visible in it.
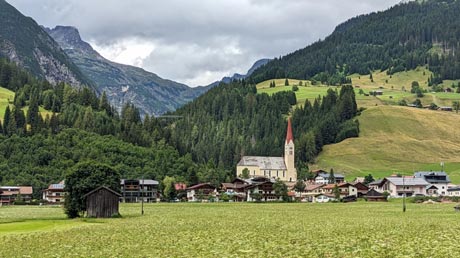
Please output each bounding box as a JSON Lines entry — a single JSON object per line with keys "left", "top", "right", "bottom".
{"left": 251, "top": 0, "right": 460, "bottom": 85}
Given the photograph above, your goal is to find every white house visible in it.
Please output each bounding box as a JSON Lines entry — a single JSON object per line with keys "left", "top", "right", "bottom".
{"left": 378, "top": 177, "right": 429, "bottom": 197}
{"left": 414, "top": 171, "right": 450, "bottom": 196}
{"left": 42, "top": 181, "right": 65, "bottom": 203}
{"left": 314, "top": 172, "right": 345, "bottom": 184}
{"left": 447, "top": 187, "right": 460, "bottom": 197}
{"left": 186, "top": 183, "right": 218, "bottom": 202}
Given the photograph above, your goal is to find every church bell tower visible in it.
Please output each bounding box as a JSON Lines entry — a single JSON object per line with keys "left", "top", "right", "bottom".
{"left": 284, "top": 118, "right": 297, "bottom": 181}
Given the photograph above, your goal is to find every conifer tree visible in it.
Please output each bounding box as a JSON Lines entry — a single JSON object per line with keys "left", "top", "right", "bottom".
{"left": 285, "top": 78, "right": 289, "bottom": 86}
{"left": 3, "top": 105, "right": 11, "bottom": 135}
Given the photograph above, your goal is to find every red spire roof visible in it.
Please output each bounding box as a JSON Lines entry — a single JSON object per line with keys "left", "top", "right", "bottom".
{"left": 285, "top": 118, "right": 294, "bottom": 144}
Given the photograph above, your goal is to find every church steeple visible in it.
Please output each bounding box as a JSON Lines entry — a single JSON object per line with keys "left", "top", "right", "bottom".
{"left": 284, "top": 118, "right": 296, "bottom": 181}
{"left": 285, "top": 118, "right": 294, "bottom": 145}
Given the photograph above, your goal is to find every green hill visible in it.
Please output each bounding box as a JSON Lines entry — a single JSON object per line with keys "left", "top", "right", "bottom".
{"left": 315, "top": 105, "right": 460, "bottom": 183}
{"left": 250, "top": 0, "right": 460, "bottom": 86}
{"left": 257, "top": 66, "right": 460, "bottom": 108}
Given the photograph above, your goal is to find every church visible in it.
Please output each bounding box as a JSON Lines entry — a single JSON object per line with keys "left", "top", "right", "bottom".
{"left": 236, "top": 119, "right": 297, "bottom": 182}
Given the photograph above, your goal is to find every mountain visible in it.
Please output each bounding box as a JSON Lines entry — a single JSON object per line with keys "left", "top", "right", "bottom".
{"left": 205, "top": 58, "right": 271, "bottom": 88}
{"left": 0, "top": 0, "right": 92, "bottom": 87}
{"left": 250, "top": 0, "right": 460, "bottom": 85}
{"left": 46, "top": 26, "right": 208, "bottom": 116}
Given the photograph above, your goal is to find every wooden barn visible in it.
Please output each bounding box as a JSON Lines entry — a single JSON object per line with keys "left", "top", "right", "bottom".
{"left": 84, "top": 186, "right": 121, "bottom": 218}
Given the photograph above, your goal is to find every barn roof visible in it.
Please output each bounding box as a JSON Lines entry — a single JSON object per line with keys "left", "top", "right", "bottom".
{"left": 83, "top": 186, "right": 121, "bottom": 198}
{"left": 237, "top": 156, "right": 286, "bottom": 170}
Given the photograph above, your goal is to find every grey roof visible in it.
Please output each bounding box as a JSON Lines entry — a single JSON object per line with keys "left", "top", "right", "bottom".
{"left": 414, "top": 171, "right": 451, "bottom": 183}
{"left": 238, "top": 156, "right": 286, "bottom": 170}
{"left": 49, "top": 183, "right": 65, "bottom": 190}
{"left": 447, "top": 187, "right": 460, "bottom": 192}
{"left": 121, "top": 179, "right": 159, "bottom": 185}
{"left": 369, "top": 179, "right": 383, "bottom": 185}
{"left": 386, "top": 177, "right": 429, "bottom": 186}
{"left": 317, "top": 172, "right": 345, "bottom": 179}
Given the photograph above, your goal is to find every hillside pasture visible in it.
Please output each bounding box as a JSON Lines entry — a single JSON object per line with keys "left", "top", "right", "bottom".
{"left": 316, "top": 105, "right": 460, "bottom": 182}
{"left": 0, "top": 86, "right": 14, "bottom": 121}
{"left": 1, "top": 202, "right": 460, "bottom": 257}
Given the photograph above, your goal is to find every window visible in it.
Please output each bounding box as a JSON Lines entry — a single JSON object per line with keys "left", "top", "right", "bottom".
{"left": 283, "top": 171, "right": 286, "bottom": 177}
{"left": 277, "top": 171, "right": 279, "bottom": 177}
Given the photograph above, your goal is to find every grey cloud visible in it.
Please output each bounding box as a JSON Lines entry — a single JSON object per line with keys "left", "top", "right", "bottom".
{"left": 8, "top": 0, "right": 401, "bottom": 86}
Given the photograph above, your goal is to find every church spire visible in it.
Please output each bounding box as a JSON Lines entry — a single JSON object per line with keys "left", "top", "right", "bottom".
{"left": 285, "top": 118, "right": 294, "bottom": 144}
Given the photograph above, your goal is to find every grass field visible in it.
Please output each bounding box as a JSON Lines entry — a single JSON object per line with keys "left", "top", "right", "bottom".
{"left": 0, "top": 86, "right": 14, "bottom": 121}
{"left": 316, "top": 105, "right": 460, "bottom": 182}
{"left": 0, "top": 86, "right": 54, "bottom": 122}
{"left": 257, "top": 67, "right": 460, "bottom": 108}
{"left": 1, "top": 202, "right": 460, "bottom": 257}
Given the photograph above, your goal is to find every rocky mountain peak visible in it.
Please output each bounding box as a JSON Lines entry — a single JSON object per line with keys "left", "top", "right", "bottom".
{"left": 46, "top": 26, "right": 95, "bottom": 54}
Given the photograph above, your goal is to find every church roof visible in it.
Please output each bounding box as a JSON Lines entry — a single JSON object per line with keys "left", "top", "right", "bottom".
{"left": 237, "top": 156, "right": 287, "bottom": 170}
{"left": 285, "top": 118, "right": 294, "bottom": 144}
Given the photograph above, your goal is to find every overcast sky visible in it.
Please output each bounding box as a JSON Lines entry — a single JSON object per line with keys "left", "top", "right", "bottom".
{"left": 8, "top": 0, "right": 400, "bottom": 86}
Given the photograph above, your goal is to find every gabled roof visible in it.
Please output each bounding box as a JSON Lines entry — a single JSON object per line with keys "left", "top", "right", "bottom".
{"left": 383, "top": 177, "right": 429, "bottom": 187}
{"left": 322, "top": 183, "right": 352, "bottom": 189}
{"left": 305, "top": 184, "right": 325, "bottom": 191}
{"left": 316, "top": 172, "right": 345, "bottom": 179}
{"left": 187, "top": 183, "right": 216, "bottom": 190}
{"left": 83, "top": 186, "right": 121, "bottom": 198}
{"left": 414, "top": 171, "right": 451, "bottom": 184}
{"left": 369, "top": 179, "right": 383, "bottom": 185}
{"left": 48, "top": 182, "right": 65, "bottom": 190}
{"left": 237, "top": 156, "right": 286, "bottom": 170}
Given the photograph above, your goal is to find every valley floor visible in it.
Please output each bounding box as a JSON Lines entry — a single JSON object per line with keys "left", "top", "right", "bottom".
{"left": 1, "top": 202, "right": 459, "bottom": 257}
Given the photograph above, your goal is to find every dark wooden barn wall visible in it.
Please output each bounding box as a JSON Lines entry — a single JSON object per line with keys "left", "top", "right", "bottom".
{"left": 86, "top": 188, "right": 120, "bottom": 218}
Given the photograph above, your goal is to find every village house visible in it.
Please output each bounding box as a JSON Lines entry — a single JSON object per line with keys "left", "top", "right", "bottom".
{"left": 0, "top": 186, "right": 33, "bottom": 205}
{"left": 42, "top": 181, "right": 65, "bottom": 203}
{"left": 353, "top": 182, "right": 370, "bottom": 197}
{"left": 321, "top": 183, "right": 358, "bottom": 198}
{"left": 368, "top": 179, "right": 383, "bottom": 190}
{"left": 221, "top": 178, "right": 249, "bottom": 202}
{"left": 377, "top": 177, "right": 429, "bottom": 197}
{"left": 314, "top": 172, "right": 345, "bottom": 184}
{"left": 186, "top": 183, "right": 218, "bottom": 202}
{"left": 297, "top": 184, "right": 325, "bottom": 202}
{"left": 366, "top": 189, "right": 387, "bottom": 202}
{"left": 447, "top": 187, "right": 460, "bottom": 197}
{"left": 236, "top": 119, "right": 297, "bottom": 182}
{"left": 245, "top": 177, "right": 278, "bottom": 202}
{"left": 414, "top": 171, "right": 450, "bottom": 196}
{"left": 120, "top": 179, "right": 159, "bottom": 203}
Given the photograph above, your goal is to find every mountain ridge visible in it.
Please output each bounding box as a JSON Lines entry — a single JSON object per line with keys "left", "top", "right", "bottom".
{"left": 47, "top": 25, "right": 209, "bottom": 116}
{"left": 0, "top": 0, "right": 93, "bottom": 88}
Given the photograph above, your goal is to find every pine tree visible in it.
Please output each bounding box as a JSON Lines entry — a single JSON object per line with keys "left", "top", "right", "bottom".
{"left": 284, "top": 78, "right": 289, "bottom": 86}
{"left": 3, "top": 105, "right": 11, "bottom": 136}
{"left": 99, "top": 92, "right": 112, "bottom": 116}
{"left": 13, "top": 106, "right": 26, "bottom": 136}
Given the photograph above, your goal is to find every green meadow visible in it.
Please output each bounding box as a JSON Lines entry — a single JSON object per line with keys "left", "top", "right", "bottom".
{"left": 0, "top": 86, "right": 14, "bottom": 121}
{"left": 1, "top": 202, "right": 460, "bottom": 257}
{"left": 316, "top": 105, "right": 460, "bottom": 182}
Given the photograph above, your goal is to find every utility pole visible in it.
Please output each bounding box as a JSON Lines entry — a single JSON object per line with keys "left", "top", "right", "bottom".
{"left": 141, "top": 177, "right": 144, "bottom": 215}
{"left": 403, "top": 175, "right": 406, "bottom": 213}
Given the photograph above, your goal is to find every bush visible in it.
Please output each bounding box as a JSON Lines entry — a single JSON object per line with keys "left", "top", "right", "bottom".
{"left": 292, "top": 85, "right": 299, "bottom": 92}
